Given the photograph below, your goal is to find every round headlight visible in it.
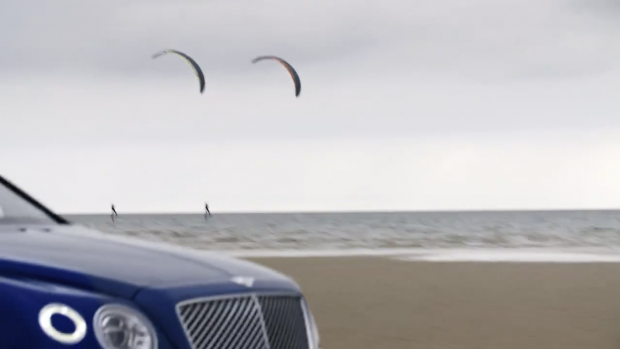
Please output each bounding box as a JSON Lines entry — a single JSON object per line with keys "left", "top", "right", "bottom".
{"left": 93, "top": 304, "right": 157, "bottom": 349}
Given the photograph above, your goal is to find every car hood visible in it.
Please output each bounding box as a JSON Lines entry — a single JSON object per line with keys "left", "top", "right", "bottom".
{"left": 0, "top": 224, "right": 299, "bottom": 299}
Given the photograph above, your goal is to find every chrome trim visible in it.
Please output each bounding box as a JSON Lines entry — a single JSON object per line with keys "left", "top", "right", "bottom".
{"left": 300, "top": 299, "right": 316, "bottom": 349}
{"left": 175, "top": 291, "right": 311, "bottom": 349}
{"left": 39, "top": 303, "right": 87, "bottom": 345}
{"left": 176, "top": 291, "right": 301, "bottom": 308}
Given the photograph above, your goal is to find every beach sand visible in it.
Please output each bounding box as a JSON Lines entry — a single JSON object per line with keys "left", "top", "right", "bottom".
{"left": 247, "top": 257, "right": 620, "bottom": 349}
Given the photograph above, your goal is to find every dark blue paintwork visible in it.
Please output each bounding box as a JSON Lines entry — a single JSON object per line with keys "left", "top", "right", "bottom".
{"left": 0, "top": 224, "right": 303, "bottom": 349}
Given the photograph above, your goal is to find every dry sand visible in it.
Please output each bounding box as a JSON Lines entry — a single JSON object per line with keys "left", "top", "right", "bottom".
{"left": 248, "top": 257, "right": 620, "bottom": 349}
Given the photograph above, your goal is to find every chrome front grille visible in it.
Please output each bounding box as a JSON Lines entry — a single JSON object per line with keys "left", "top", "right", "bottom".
{"left": 177, "top": 294, "right": 310, "bottom": 349}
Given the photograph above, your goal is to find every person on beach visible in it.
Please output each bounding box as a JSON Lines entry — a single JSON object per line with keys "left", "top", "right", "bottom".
{"left": 111, "top": 204, "right": 118, "bottom": 222}
{"left": 204, "top": 202, "right": 211, "bottom": 220}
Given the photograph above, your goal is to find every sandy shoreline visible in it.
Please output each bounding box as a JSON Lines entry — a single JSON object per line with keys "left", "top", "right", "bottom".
{"left": 248, "top": 257, "right": 620, "bottom": 349}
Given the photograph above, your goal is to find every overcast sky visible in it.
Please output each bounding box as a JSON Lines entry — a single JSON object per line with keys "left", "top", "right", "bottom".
{"left": 3, "top": 0, "right": 620, "bottom": 213}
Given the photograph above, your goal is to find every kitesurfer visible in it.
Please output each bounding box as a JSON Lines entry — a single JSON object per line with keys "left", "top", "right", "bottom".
{"left": 111, "top": 204, "right": 118, "bottom": 222}
{"left": 204, "top": 202, "right": 211, "bottom": 220}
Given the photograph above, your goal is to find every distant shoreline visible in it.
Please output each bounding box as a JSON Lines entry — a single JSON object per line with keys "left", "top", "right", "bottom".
{"left": 61, "top": 208, "right": 620, "bottom": 216}
{"left": 63, "top": 212, "right": 620, "bottom": 252}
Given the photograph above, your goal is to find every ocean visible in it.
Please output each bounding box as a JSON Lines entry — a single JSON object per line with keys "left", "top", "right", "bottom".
{"left": 64, "top": 210, "right": 620, "bottom": 252}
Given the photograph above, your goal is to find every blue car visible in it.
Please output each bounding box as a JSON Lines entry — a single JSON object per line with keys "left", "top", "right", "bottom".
{"left": 0, "top": 175, "right": 320, "bottom": 349}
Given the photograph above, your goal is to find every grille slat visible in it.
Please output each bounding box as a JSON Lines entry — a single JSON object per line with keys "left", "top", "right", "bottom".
{"left": 206, "top": 302, "right": 239, "bottom": 349}
{"left": 216, "top": 300, "right": 256, "bottom": 349}
{"left": 177, "top": 294, "right": 310, "bottom": 349}
{"left": 223, "top": 308, "right": 256, "bottom": 349}
{"left": 196, "top": 300, "right": 239, "bottom": 349}
{"left": 183, "top": 303, "right": 204, "bottom": 328}
{"left": 186, "top": 304, "right": 210, "bottom": 335}
{"left": 193, "top": 301, "right": 230, "bottom": 348}
{"left": 242, "top": 324, "right": 267, "bottom": 349}
{"left": 258, "top": 296, "right": 309, "bottom": 349}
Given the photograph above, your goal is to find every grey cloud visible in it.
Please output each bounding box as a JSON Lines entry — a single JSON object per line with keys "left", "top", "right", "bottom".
{"left": 5, "top": 0, "right": 620, "bottom": 81}
{"left": 0, "top": 0, "right": 377, "bottom": 76}
{"left": 568, "top": 0, "right": 620, "bottom": 14}
{"left": 338, "top": 0, "right": 620, "bottom": 82}
{"left": 2, "top": 0, "right": 620, "bottom": 146}
{"left": 2, "top": 69, "right": 619, "bottom": 149}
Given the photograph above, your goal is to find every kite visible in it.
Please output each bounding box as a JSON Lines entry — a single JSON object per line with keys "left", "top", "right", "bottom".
{"left": 152, "top": 49, "right": 205, "bottom": 94}
{"left": 251, "top": 55, "right": 301, "bottom": 97}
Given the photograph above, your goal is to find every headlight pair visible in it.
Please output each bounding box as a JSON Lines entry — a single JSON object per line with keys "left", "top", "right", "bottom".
{"left": 38, "top": 303, "right": 157, "bottom": 349}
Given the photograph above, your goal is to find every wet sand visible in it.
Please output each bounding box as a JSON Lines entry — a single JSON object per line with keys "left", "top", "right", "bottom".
{"left": 248, "top": 257, "right": 620, "bottom": 349}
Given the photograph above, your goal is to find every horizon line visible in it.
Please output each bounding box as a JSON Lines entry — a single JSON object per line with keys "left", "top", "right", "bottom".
{"left": 60, "top": 208, "right": 620, "bottom": 216}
